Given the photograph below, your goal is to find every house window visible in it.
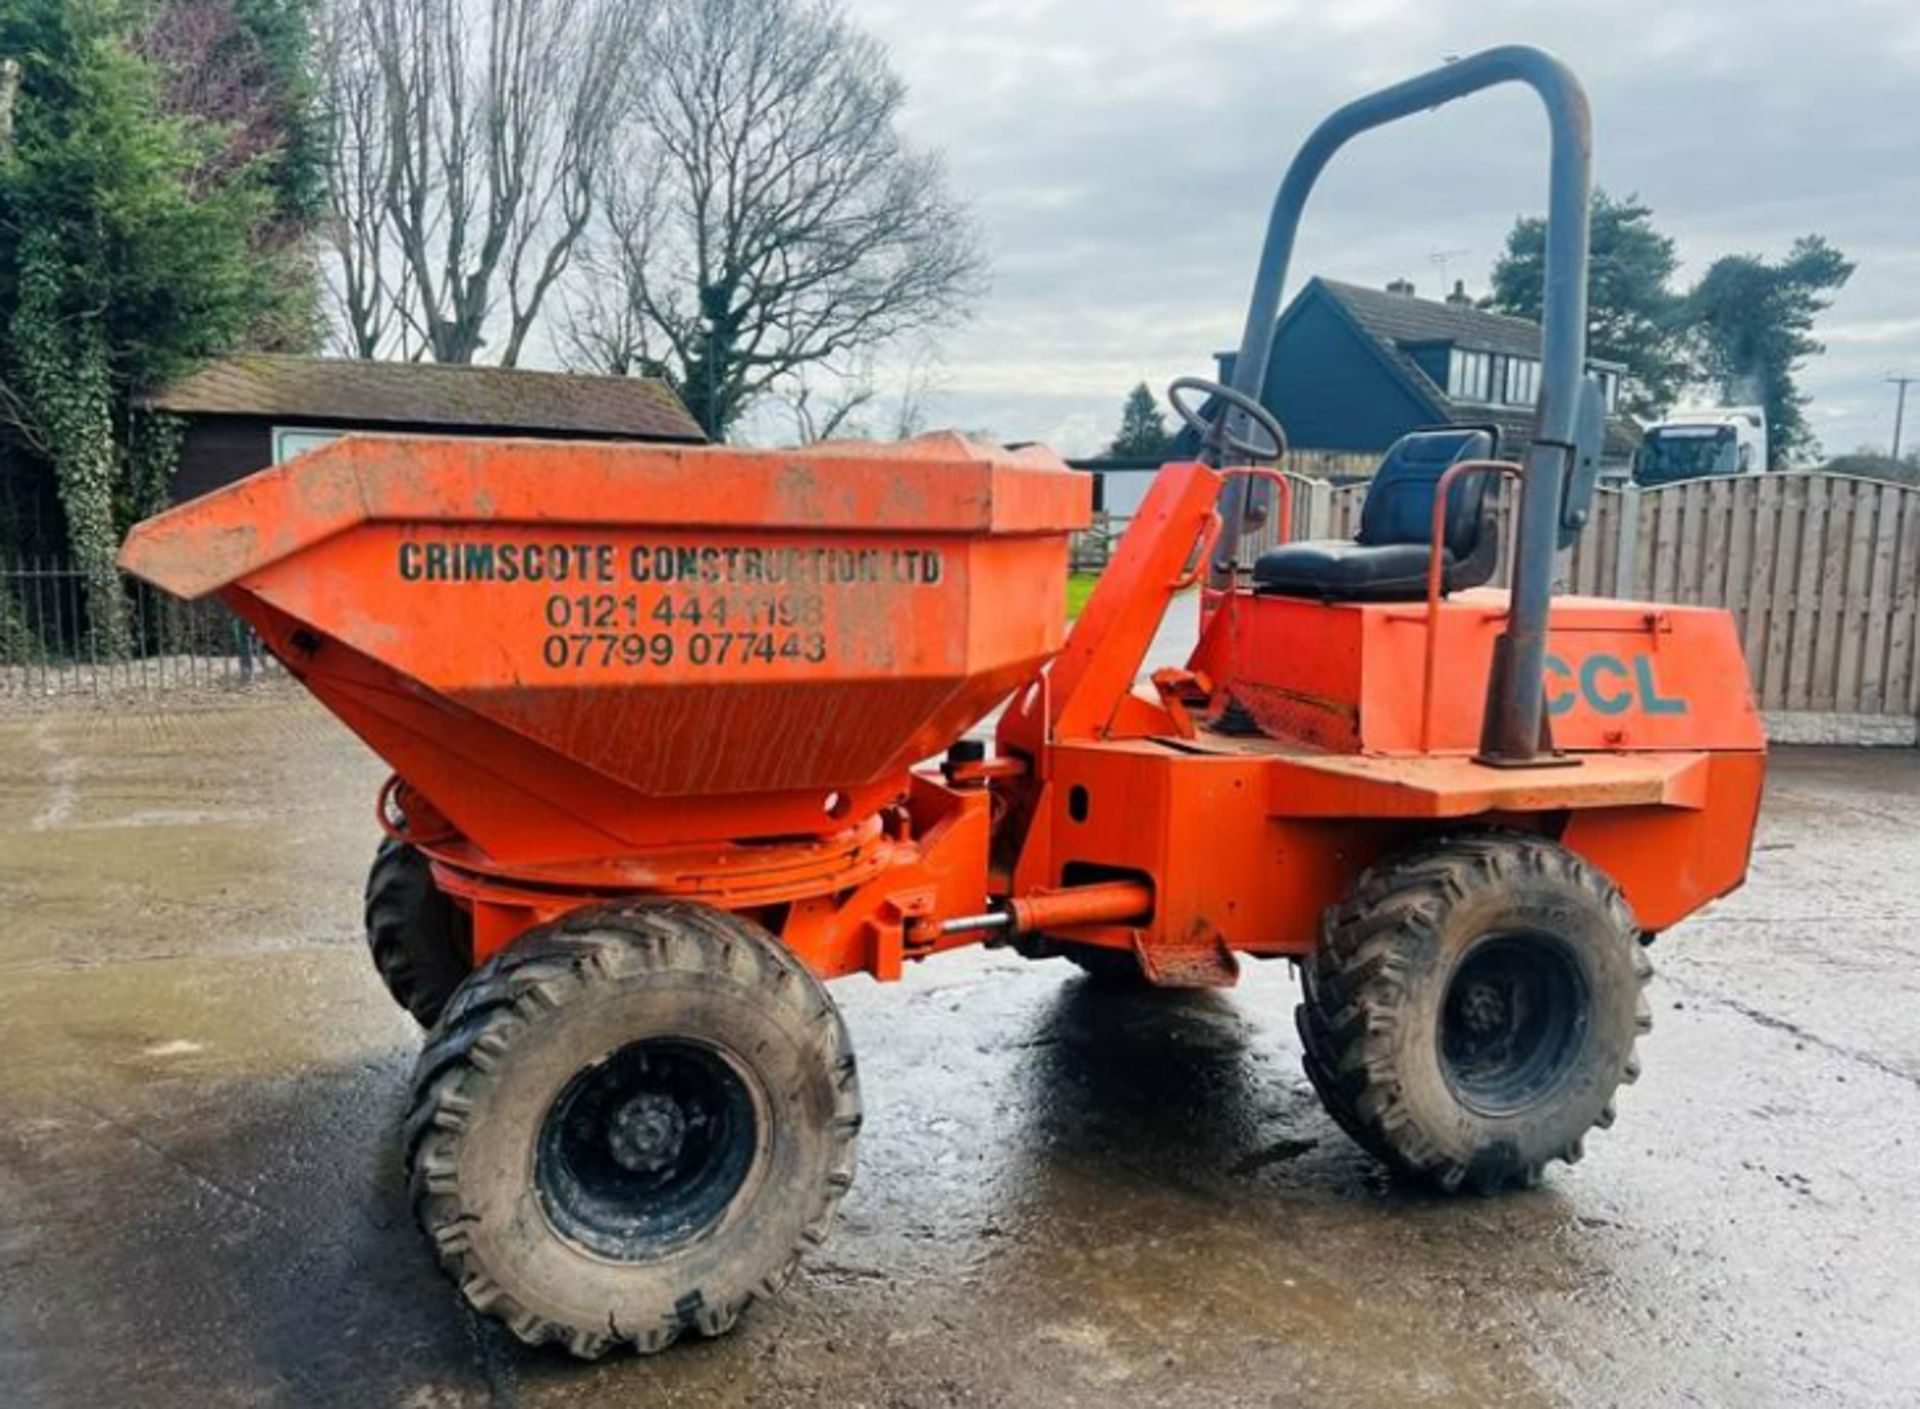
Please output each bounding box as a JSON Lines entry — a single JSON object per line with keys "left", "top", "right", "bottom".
{"left": 272, "top": 426, "right": 342, "bottom": 463}
{"left": 1505, "top": 357, "right": 1539, "bottom": 406}
{"left": 1448, "top": 348, "right": 1492, "bottom": 402}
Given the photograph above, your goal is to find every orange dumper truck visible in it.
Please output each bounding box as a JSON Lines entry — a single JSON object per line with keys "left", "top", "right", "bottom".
{"left": 121, "top": 45, "right": 1763, "bottom": 1359}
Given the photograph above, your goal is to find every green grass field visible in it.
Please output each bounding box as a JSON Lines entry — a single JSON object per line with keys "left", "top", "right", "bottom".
{"left": 1066, "top": 572, "right": 1099, "bottom": 620}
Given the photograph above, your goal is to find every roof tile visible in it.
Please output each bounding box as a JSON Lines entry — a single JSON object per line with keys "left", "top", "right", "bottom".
{"left": 1320, "top": 279, "right": 1550, "bottom": 359}
{"left": 1316, "top": 279, "right": 1638, "bottom": 456}
{"left": 138, "top": 354, "right": 706, "bottom": 442}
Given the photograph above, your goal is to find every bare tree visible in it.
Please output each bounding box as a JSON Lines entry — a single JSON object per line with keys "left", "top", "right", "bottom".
{"left": 138, "top": 0, "right": 282, "bottom": 197}
{"left": 782, "top": 364, "right": 878, "bottom": 444}
{"left": 554, "top": 166, "right": 663, "bottom": 375}
{"left": 318, "top": 0, "right": 403, "bottom": 357}
{"left": 558, "top": 0, "right": 984, "bottom": 438}
{"left": 321, "top": 0, "right": 650, "bottom": 364}
{"left": 768, "top": 342, "right": 942, "bottom": 445}
{"left": 882, "top": 353, "right": 938, "bottom": 441}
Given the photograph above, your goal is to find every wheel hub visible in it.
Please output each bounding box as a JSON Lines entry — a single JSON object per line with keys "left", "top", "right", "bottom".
{"left": 536, "top": 1038, "right": 759, "bottom": 1262}
{"left": 1457, "top": 978, "right": 1510, "bottom": 1036}
{"left": 607, "top": 1091, "right": 689, "bottom": 1174}
{"left": 1440, "top": 934, "right": 1588, "bottom": 1117}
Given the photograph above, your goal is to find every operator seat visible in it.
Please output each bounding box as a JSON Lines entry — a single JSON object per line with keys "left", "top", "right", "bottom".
{"left": 1251, "top": 427, "right": 1500, "bottom": 602}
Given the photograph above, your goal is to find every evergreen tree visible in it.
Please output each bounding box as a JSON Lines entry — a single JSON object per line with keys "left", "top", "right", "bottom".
{"left": 0, "top": 0, "right": 298, "bottom": 647}
{"left": 230, "top": 0, "right": 327, "bottom": 226}
{"left": 1107, "top": 382, "right": 1172, "bottom": 459}
{"left": 138, "top": 0, "right": 326, "bottom": 347}
{"left": 1490, "top": 190, "right": 1691, "bottom": 419}
{"left": 1491, "top": 193, "right": 1852, "bottom": 463}
{"left": 1685, "top": 236, "right": 1853, "bottom": 466}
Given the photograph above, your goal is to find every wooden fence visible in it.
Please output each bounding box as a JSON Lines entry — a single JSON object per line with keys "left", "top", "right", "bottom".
{"left": 1239, "top": 470, "right": 1920, "bottom": 745}
{"left": 1275, "top": 448, "right": 1380, "bottom": 481}
{"left": 10, "top": 472, "right": 1915, "bottom": 736}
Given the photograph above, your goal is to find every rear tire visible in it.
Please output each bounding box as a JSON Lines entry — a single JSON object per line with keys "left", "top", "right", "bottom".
{"left": 406, "top": 902, "right": 860, "bottom": 1358}
{"left": 365, "top": 838, "right": 472, "bottom": 1027}
{"left": 1296, "top": 832, "right": 1651, "bottom": 1193}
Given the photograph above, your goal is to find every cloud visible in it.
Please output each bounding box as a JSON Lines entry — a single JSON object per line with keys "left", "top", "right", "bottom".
{"left": 1823, "top": 318, "right": 1920, "bottom": 349}
{"left": 848, "top": 0, "right": 1920, "bottom": 459}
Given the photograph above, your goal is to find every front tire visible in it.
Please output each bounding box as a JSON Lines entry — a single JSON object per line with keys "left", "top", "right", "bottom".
{"left": 406, "top": 902, "right": 860, "bottom": 1358}
{"left": 1297, "top": 832, "right": 1651, "bottom": 1193}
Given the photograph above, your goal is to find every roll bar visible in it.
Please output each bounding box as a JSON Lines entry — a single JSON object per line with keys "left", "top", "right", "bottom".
{"left": 1206, "top": 44, "right": 1596, "bottom": 764}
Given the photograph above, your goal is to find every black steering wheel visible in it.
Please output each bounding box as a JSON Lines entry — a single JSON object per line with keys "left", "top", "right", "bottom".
{"left": 1167, "top": 376, "right": 1288, "bottom": 464}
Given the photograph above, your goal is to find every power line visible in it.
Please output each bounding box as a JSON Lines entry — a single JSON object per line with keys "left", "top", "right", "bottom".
{"left": 1890, "top": 374, "right": 1918, "bottom": 462}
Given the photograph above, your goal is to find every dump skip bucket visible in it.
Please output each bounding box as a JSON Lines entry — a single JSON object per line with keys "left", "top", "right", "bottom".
{"left": 121, "top": 433, "right": 1088, "bottom": 864}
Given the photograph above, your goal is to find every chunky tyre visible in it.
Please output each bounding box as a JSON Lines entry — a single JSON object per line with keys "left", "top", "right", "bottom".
{"left": 1297, "top": 832, "right": 1651, "bottom": 1193}
{"left": 405, "top": 902, "right": 860, "bottom": 1359}
{"left": 365, "top": 838, "right": 473, "bottom": 1027}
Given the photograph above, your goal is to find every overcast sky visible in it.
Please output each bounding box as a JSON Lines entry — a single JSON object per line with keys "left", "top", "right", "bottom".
{"left": 834, "top": 0, "right": 1920, "bottom": 459}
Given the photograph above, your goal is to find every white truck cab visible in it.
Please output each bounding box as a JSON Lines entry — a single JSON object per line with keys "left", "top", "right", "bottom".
{"left": 1634, "top": 406, "right": 1769, "bottom": 486}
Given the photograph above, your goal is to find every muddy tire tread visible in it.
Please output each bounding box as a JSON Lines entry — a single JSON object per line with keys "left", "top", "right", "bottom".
{"left": 1297, "top": 830, "right": 1651, "bottom": 1193}
{"left": 405, "top": 901, "right": 860, "bottom": 1359}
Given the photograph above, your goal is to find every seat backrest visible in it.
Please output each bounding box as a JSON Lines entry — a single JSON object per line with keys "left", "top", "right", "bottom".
{"left": 1355, "top": 427, "right": 1498, "bottom": 556}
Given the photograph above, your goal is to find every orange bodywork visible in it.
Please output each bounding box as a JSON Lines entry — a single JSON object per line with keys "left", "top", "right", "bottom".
{"left": 119, "top": 435, "right": 1765, "bottom": 985}
{"left": 991, "top": 461, "right": 1765, "bottom": 979}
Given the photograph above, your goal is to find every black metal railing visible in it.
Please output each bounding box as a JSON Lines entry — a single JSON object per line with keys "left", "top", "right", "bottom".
{"left": 0, "top": 557, "right": 280, "bottom": 697}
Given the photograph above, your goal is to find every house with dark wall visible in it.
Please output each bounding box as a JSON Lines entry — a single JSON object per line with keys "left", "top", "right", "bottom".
{"left": 142, "top": 354, "right": 706, "bottom": 503}
{"left": 1179, "top": 276, "right": 1639, "bottom": 470}
{"left": 3, "top": 355, "right": 707, "bottom": 557}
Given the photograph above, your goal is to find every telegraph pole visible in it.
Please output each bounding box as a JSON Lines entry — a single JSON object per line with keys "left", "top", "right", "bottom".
{"left": 1891, "top": 373, "right": 1917, "bottom": 462}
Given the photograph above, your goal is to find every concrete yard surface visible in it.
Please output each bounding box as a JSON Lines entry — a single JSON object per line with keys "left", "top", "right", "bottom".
{"left": 1, "top": 693, "right": 1917, "bottom": 1408}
